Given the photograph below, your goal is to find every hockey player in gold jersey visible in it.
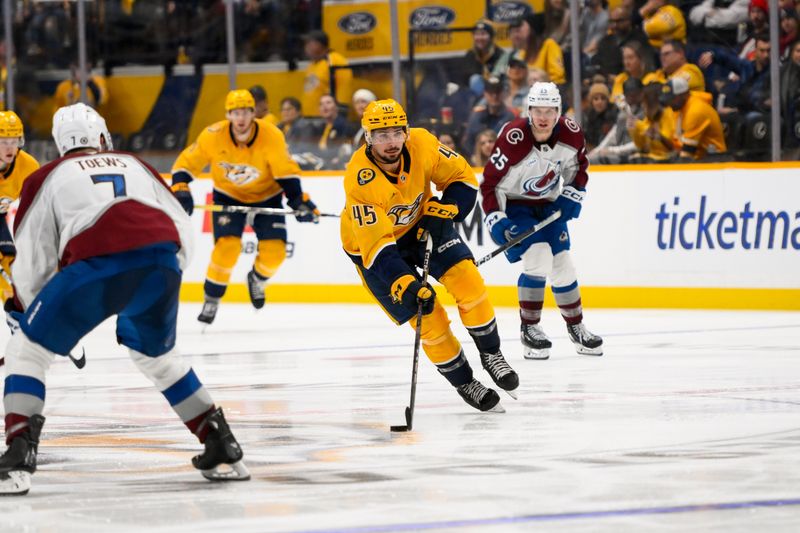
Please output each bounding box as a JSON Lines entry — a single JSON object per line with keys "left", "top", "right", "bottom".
{"left": 0, "top": 111, "right": 39, "bottom": 303}
{"left": 171, "top": 89, "right": 319, "bottom": 324}
{"left": 341, "top": 99, "right": 519, "bottom": 412}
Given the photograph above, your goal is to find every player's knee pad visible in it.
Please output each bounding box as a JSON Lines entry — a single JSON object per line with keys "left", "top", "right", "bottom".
{"left": 411, "top": 302, "right": 461, "bottom": 365}
{"left": 207, "top": 236, "right": 241, "bottom": 284}
{"left": 254, "top": 239, "right": 286, "bottom": 278}
{"left": 4, "top": 331, "right": 55, "bottom": 381}
{"left": 129, "top": 348, "right": 191, "bottom": 390}
{"left": 439, "top": 260, "right": 495, "bottom": 328}
{"left": 522, "top": 243, "right": 554, "bottom": 278}
{"left": 551, "top": 251, "right": 577, "bottom": 287}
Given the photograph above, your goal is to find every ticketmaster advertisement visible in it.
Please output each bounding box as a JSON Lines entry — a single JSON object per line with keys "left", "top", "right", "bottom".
{"left": 182, "top": 165, "right": 800, "bottom": 309}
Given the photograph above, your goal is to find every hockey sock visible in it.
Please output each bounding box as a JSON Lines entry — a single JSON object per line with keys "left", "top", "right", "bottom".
{"left": 466, "top": 318, "right": 501, "bottom": 355}
{"left": 254, "top": 239, "right": 286, "bottom": 279}
{"left": 435, "top": 350, "right": 474, "bottom": 387}
{"left": 4, "top": 413, "right": 31, "bottom": 445}
{"left": 518, "top": 274, "right": 546, "bottom": 325}
{"left": 552, "top": 281, "right": 583, "bottom": 325}
{"left": 185, "top": 406, "right": 216, "bottom": 443}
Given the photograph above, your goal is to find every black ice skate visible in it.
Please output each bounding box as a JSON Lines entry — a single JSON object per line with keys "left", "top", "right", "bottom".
{"left": 567, "top": 322, "right": 603, "bottom": 356}
{"left": 521, "top": 323, "right": 552, "bottom": 360}
{"left": 246, "top": 270, "right": 267, "bottom": 310}
{"left": 480, "top": 351, "right": 519, "bottom": 399}
{"left": 192, "top": 407, "right": 250, "bottom": 481}
{"left": 197, "top": 299, "right": 219, "bottom": 325}
{"left": 0, "top": 414, "right": 45, "bottom": 496}
{"left": 456, "top": 379, "right": 504, "bottom": 413}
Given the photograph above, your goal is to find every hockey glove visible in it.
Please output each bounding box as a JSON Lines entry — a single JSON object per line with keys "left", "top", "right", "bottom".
{"left": 171, "top": 182, "right": 194, "bottom": 216}
{"left": 391, "top": 274, "right": 436, "bottom": 315}
{"left": 4, "top": 298, "right": 21, "bottom": 335}
{"left": 484, "top": 211, "right": 519, "bottom": 246}
{"left": 554, "top": 186, "right": 585, "bottom": 221}
{"left": 288, "top": 193, "right": 320, "bottom": 223}
{"left": 417, "top": 198, "right": 458, "bottom": 243}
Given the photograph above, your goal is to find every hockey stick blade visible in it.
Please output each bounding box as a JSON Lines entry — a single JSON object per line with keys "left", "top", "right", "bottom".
{"left": 197, "top": 204, "right": 340, "bottom": 218}
{"left": 390, "top": 406, "right": 414, "bottom": 432}
{"left": 475, "top": 210, "right": 561, "bottom": 267}
{"left": 69, "top": 348, "right": 86, "bottom": 369}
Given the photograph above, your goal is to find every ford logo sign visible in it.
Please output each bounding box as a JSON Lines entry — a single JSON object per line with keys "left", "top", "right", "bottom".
{"left": 337, "top": 12, "right": 377, "bottom": 35}
{"left": 410, "top": 6, "right": 456, "bottom": 29}
{"left": 491, "top": 1, "right": 531, "bottom": 23}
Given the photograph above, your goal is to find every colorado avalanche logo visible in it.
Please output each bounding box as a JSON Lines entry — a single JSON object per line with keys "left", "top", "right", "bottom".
{"left": 505, "top": 127, "right": 524, "bottom": 145}
{"left": 521, "top": 161, "right": 561, "bottom": 196}
{"left": 386, "top": 193, "right": 423, "bottom": 226}
{"left": 219, "top": 162, "right": 261, "bottom": 186}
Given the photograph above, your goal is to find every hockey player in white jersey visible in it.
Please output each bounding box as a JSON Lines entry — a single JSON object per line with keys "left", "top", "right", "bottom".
{"left": 480, "top": 82, "right": 603, "bottom": 359}
{"left": 0, "top": 104, "right": 249, "bottom": 495}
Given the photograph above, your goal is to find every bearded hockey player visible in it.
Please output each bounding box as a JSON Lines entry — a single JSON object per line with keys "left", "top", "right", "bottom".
{"left": 341, "top": 99, "right": 519, "bottom": 413}
{"left": 170, "top": 89, "right": 319, "bottom": 325}
{"left": 481, "top": 82, "right": 603, "bottom": 360}
{"left": 0, "top": 104, "right": 249, "bottom": 495}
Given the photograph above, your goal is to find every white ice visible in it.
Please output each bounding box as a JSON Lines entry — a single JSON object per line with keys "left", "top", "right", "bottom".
{"left": 1, "top": 304, "right": 799, "bottom": 532}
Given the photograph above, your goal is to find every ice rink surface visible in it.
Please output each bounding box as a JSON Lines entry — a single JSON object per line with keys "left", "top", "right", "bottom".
{"left": 1, "top": 303, "right": 799, "bottom": 532}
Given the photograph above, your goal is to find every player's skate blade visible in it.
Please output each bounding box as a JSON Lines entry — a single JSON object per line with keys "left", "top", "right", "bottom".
{"left": 0, "top": 471, "right": 31, "bottom": 496}
{"left": 523, "top": 347, "right": 550, "bottom": 360}
{"left": 200, "top": 460, "right": 251, "bottom": 482}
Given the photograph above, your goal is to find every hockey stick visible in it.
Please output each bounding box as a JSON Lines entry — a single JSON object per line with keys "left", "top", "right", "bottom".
{"left": 391, "top": 232, "right": 434, "bottom": 433}
{"left": 475, "top": 210, "right": 562, "bottom": 267}
{"left": 197, "top": 204, "right": 340, "bottom": 218}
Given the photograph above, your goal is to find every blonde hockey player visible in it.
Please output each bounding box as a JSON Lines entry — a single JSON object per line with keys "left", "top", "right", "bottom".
{"left": 341, "top": 99, "right": 519, "bottom": 413}
{"left": 171, "top": 89, "right": 319, "bottom": 324}
{"left": 0, "top": 111, "right": 39, "bottom": 304}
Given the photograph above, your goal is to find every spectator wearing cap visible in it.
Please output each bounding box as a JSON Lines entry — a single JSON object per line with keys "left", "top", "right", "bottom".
{"left": 660, "top": 77, "right": 727, "bottom": 161}
{"left": 492, "top": 16, "right": 530, "bottom": 76}
{"left": 592, "top": 6, "right": 655, "bottom": 79}
{"left": 628, "top": 82, "right": 677, "bottom": 163}
{"left": 639, "top": 0, "right": 687, "bottom": 48}
{"left": 644, "top": 40, "right": 706, "bottom": 92}
{"left": 461, "top": 76, "right": 516, "bottom": 154}
{"left": 780, "top": 9, "right": 800, "bottom": 57}
{"left": 689, "top": 0, "right": 749, "bottom": 46}
{"left": 301, "top": 30, "right": 353, "bottom": 117}
{"left": 611, "top": 41, "right": 656, "bottom": 102}
{"left": 590, "top": 77, "right": 646, "bottom": 164}
{"left": 504, "top": 57, "right": 531, "bottom": 115}
{"left": 450, "top": 20, "right": 506, "bottom": 94}
{"left": 584, "top": 83, "right": 618, "bottom": 150}
{"left": 739, "top": 0, "right": 769, "bottom": 60}
{"left": 248, "top": 85, "right": 278, "bottom": 125}
{"left": 351, "top": 88, "right": 377, "bottom": 147}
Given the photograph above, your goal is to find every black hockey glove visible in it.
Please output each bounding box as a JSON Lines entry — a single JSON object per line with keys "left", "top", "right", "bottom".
{"left": 171, "top": 182, "right": 194, "bottom": 216}
{"left": 288, "top": 193, "right": 320, "bottom": 223}
{"left": 417, "top": 198, "right": 458, "bottom": 243}
{"left": 391, "top": 274, "right": 436, "bottom": 315}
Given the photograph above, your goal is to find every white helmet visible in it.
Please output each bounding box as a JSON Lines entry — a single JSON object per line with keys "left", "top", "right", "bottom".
{"left": 52, "top": 103, "right": 113, "bottom": 157}
{"left": 527, "top": 81, "right": 561, "bottom": 118}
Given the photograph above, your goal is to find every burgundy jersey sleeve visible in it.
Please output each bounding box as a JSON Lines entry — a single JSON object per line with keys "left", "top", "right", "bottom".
{"left": 554, "top": 117, "right": 589, "bottom": 189}
{"left": 480, "top": 117, "right": 533, "bottom": 214}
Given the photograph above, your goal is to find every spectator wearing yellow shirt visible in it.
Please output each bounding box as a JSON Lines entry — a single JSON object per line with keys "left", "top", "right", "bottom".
{"left": 643, "top": 40, "right": 705, "bottom": 92}
{"left": 660, "top": 78, "right": 727, "bottom": 161}
{"left": 629, "top": 82, "right": 677, "bottom": 163}
{"left": 640, "top": 0, "right": 687, "bottom": 48}
{"left": 53, "top": 63, "right": 108, "bottom": 109}
{"left": 511, "top": 14, "right": 566, "bottom": 85}
{"left": 301, "top": 30, "right": 353, "bottom": 116}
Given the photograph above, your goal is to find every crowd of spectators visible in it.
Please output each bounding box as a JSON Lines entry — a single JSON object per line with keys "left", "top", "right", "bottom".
{"left": 4, "top": 1, "right": 800, "bottom": 167}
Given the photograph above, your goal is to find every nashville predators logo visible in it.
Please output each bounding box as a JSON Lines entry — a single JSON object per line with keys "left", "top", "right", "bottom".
{"left": 357, "top": 168, "right": 376, "bottom": 185}
{"left": 386, "top": 193, "right": 423, "bottom": 226}
{"left": 219, "top": 162, "right": 261, "bottom": 186}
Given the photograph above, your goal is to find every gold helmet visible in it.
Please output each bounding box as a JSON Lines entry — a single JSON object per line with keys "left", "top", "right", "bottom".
{"left": 0, "top": 111, "right": 24, "bottom": 139}
{"left": 361, "top": 99, "right": 408, "bottom": 132}
{"left": 225, "top": 89, "right": 256, "bottom": 112}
